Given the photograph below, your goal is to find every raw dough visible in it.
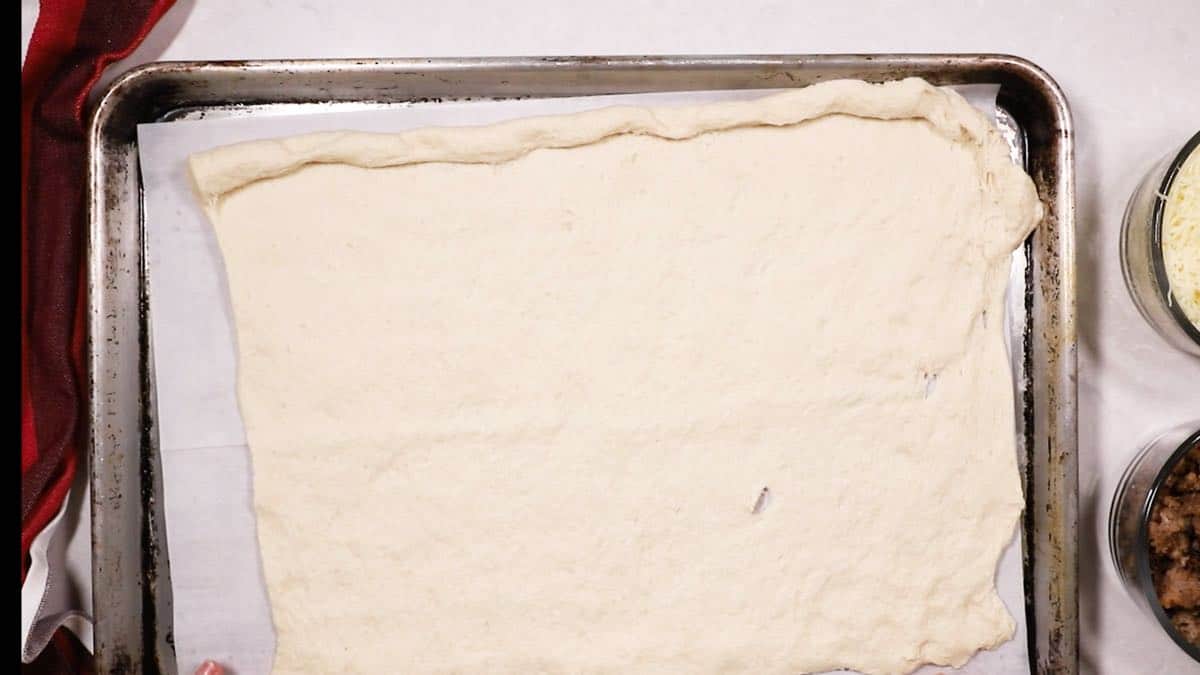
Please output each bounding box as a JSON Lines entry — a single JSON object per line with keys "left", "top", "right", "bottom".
{"left": 191, "top": 78, "right": 1042, "bottom": 675}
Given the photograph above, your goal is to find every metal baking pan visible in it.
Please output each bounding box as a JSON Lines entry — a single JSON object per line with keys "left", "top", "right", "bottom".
{"left": 87, "top": 54, "right": 1077, "bottom": 675}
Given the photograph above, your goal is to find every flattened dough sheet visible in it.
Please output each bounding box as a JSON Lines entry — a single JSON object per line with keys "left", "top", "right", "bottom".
{"left": 191, "top": 78, "right": 1041, "bottom": 675}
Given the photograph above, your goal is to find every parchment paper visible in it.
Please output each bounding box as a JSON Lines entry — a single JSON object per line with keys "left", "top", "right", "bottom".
{"left": 137, "top": 85, "right": 1028, "bottom": 675}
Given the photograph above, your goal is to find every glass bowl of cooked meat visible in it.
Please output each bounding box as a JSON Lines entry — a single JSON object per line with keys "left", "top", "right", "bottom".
{"left": 1110, "top": 421, "right": 1200, "bottom": 661}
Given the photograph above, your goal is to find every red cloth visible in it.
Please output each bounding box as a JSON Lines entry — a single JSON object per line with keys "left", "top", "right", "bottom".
{"left": 24, "top": 629, "right": 94, "bottom": 675}
{"left": 22, "top": 0, "right": 175, "bottom": 577}
{"left": 22, "top": 0, "right": 175, "bottom": 670}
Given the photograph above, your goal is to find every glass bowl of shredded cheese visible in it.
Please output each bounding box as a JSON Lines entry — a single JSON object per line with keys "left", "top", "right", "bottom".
{"left": 1121, "top": 131, "right": 1200, "bottom": 356}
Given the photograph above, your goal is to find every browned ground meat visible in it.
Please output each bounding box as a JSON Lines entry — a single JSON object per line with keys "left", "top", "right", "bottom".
{"left": 1174, "top": 611, "right": 1200, "bottom": 645}
{"left": 1159, "top": 566, "right": 1200, "bottom": 608}
{"left": 1150, "top": 442, "right": 1200, "bottom": 647}
{"left": 1177, "top": 466, "right": 1200, "bottom": 493}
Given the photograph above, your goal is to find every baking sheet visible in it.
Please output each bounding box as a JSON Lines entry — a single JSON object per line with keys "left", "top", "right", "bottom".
{"left": 137, "top": 85, "right": 1030, "bottom": 674}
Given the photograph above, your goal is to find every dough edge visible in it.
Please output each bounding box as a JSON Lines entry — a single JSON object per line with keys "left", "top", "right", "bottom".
{"left": 189, "top": 77, "right": 1034, "bottom": 238}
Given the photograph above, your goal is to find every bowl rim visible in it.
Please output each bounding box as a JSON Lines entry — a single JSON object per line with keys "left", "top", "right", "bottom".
{"left": 1136, "top": 426, "right": 1200, "bottom": 662}
{"left": 1151, "top": 130, "right": 1200, "bottom": 348}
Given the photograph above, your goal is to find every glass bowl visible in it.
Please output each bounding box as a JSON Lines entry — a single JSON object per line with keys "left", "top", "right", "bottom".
{"left": 1109, "top": 421, "right": 1200, "bottom": 662}
{"left": 1120, "top": 131, "right": 1200, "bottom": 357}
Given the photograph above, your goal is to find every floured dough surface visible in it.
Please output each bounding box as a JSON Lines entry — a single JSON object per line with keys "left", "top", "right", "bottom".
{"left": 191, "top": 78, "right": 1041, "bottom": 675}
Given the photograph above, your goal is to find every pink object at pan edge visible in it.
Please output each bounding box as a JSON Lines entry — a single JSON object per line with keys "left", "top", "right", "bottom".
{"left": 194, "top": 660, "right": 225, "bottom": 675}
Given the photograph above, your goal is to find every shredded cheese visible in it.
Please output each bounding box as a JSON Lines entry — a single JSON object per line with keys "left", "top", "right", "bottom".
{"left": 1163, "top": 144, "right": 1200, "bottom": 329}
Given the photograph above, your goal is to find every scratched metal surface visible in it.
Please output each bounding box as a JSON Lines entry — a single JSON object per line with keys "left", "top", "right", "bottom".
{"left": 86, "top": 54, "right": 1076, "bottom": 675}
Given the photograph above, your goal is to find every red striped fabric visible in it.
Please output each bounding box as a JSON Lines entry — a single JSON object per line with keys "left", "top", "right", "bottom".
{"left": 23, "top": 0, "right": 175, "bottom": 670}
{"left": 24, "top": 630, "right": 94, "bottom": 675}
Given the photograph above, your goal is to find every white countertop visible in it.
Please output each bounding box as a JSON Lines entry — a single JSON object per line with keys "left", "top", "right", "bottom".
{"left": 24, "top": 0, "right": 1200, "bottom": 672}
